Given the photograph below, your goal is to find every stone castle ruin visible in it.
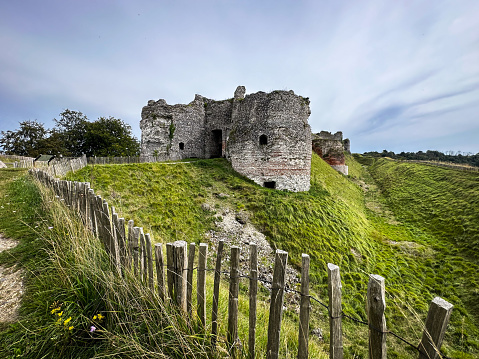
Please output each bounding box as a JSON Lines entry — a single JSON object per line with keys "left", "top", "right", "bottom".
{"left": 312, "top": 131, "right": 350, "bottom": 175}
{"left": 140, "top": 86, "right": 312, "bottom": 192}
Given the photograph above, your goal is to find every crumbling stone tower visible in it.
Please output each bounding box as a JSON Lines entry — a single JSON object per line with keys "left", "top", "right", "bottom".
{"left": 312, "top": 131, "right": 349, "bottom": 175}
{"left": 140, "top": 86, "right": 312, "bottom": 192}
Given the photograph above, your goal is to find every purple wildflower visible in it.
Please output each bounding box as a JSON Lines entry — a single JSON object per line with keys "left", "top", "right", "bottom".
{"left": 90, "top": 326, "right": 96, "bottom": 333}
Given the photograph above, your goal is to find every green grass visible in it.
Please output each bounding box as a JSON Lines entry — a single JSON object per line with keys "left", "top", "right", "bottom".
{"left": 64, "top": 154, "right": 479, "bottom": 358}
{"left": 2, "top": 152, "right": 479, "bottom": 358}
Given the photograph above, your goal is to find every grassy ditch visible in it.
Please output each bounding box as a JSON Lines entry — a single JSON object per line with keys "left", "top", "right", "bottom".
{"left": 64, "top": 154, "right": 479, "bottom": 358}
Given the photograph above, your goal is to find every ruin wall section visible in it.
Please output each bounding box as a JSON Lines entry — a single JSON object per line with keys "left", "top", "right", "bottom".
{"left": 226, "top": 90, "right": 312, "bottom": 191}
{"left": 312, "top": 131, "right": 349, "bottom": 175}
{"left": 140, "top": 96, "right": 206, "bottom": 160}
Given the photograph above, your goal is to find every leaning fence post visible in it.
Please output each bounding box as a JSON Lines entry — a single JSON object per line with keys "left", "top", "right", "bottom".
{"left": 197, "top": 243, "right": 208, "bottom": 329}
{"left": 418, "top": 297, "right": 453, "bottom": 359}
{"left": 187, "top": 243, "right": 196, "bottom": 316}
{"left": 155, "top": 243, "right": 165, "bottom": 300}
{"left": 145, "top": 233, "right": 154, "bottom": 289}
{"left": 228, "top": 246, "right": 240, "bottom": 357}
{"left": 249, "top": 243, "right": 258, "bottom": 359}
{"left": 211, "top": 240, "right": 224, "bottom": 346}
{"left": 266, "top": 249, "right": 288, "bottom": 359}
{"left": 328, "top": 263, "right": 343, "bottom": 359}
{"left": 367, "top": 274, "right": 387, "bottom": 359}
{"left": 298, "top": 254, "right": 311, "bottom": 359}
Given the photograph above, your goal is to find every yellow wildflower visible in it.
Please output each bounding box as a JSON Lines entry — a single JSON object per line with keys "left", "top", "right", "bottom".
{"left": 68, "top": 326, "right": 74, "bottom": 331}
{"left": 57, "top": 311, "right": 63, "bottom": 317}
{"left": 51, "top": 307, "right": 61, "bottom": 314}
{"left": 64, "top": 317, "right": 72, "bottom": 325}
{"left": 93, "top": 315, "right": 97, "bottom": 320}
{"left": 97, "top": 313, "right": 104, "bottom": 321}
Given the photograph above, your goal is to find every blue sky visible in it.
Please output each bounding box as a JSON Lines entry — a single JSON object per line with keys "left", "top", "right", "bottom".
{"left": 1, "top": 0, "right": 478, "bottom": 154}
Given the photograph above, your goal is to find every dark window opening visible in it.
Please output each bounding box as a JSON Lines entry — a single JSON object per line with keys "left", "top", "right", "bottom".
{"left": 264, "top": 181, "right": 276, "bottom": 189}
{"left": 211, "top": 129, "right": 223, "bottom": 158}
{"left": 179, "top": 142, "right": 184, "bottom": 150}
{"left": 259, "top": 134, "right": 268, "bottom": 145}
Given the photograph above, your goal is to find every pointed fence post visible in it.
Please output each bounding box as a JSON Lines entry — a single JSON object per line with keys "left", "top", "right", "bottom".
{"left": 228, "top": 246, "right": 240, "bottom": 357}
{"left": 197, "top": 243, "right": 208, "bottom": 329}
{"left": 298, "top": 254, "right": 311, "bottom": 359}
{"left": 328, "top": 263, "right": 343, "bottom": 359}
{"left": 266, "top": 249, "right": 288, "bottom": 359}
{"left": 249, "top": 243, "right": 258, "bottom": 359}
{"left": 155, "top": 243, "right": 165, "bottom": 300}
{"left": 418, "top": 297, "right": 453, "bottom": 359}
{"left": 367, "top": 274, "right": 387, "bottom": 359}
{"left": 187, "top": 243, "right": 196, "bottom": 316}
{"left": 211, "top": 240, "right": 224, "bottom": 346}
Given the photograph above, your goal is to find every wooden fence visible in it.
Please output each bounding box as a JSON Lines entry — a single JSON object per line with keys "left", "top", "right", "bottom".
{"left": 87, "top": 155, "right": 185, "bottom": 165}
{"left": 30, "top": 167, "right": 454, "bottom": 359}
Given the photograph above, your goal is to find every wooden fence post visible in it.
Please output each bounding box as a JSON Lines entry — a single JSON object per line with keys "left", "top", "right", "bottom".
{"left": 145, "top": 233, "right": 154, "bottom": 289}
{"left": 166, "top": 242, "right": 174, "bottom": 300}
{"left": 266, "top": 249, "right": 288, "bottom": 359}
{"left": 110, "top": 211, "right": 122, "bottom": 274}
{"left": 367, "top": 274, "right": 386, "bottom": 359}
{"left": 173, "top": 240, "right": 188, "bottom": 311}
{"left": 187, "top": 243, "right": 196, "bottom": 316}
{"left": 328, "top": 263, "right": 343, "bottom": 359}
{"left": 249, "top": 243, "right": 258, "bottom": 359}
{"left": 228, "top": 246, "right": 240, "bottom": 357}
{"left": 140, "top": 229, "right": 146, "bottom": 282}
{"left": 211, "top": 240, "right": 224, "bottom": 346}
{"left": 132, "top": 227, "right": 141, "bottom": 276}
{"left": 127, "top": 220, "right": 134, "bottom": 268}
{"left": 155, "top": 243, "right": 165, "bottom": 300}
{"left": 117, "top": 218, "right": 127, "bottom": 270}
{"left": 298, "top": 253, "right": 311, "bottom": 359}
{"left": 197, "top": 243, "right": 208, "bottom": 329}
{"left": 418, "top": 297, "right": 453, "bottom": 359}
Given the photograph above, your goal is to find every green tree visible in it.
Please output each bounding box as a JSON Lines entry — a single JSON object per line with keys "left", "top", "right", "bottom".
{"left": 83, "top": 116, "right": 140, "bottom": 157}
{"left": 0, "top": 120, "right": 48, "bottom": 157}
{"left": 53, "top": 109, "right": 89, "bottom": 157}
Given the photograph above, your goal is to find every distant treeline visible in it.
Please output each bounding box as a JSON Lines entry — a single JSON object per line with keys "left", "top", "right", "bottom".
{"left": 363, "top": 150, "right": 479, "bottom": 167}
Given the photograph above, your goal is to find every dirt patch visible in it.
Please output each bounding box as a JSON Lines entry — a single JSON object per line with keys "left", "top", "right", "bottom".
{"left": 205, "top": 207, "right": 302, "bottom": 312}
{"left": 0, "top": 233, "right": 22, "bottom": 322}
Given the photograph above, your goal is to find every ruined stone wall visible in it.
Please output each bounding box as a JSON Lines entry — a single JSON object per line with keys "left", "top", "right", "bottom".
{"left": 140, "top": 86, "right": 312, "bottom": 191}
{"left": 140, "top": 96, "right": 205, "bottom": 160}
{"left": 204, "top": 99, "right": 233, "bottom": 158}
{"left": 312, "top": 131, "right": 349, "bottom": 175}
{"left": 226, "top": 90, "right": 312, "bottom": 192}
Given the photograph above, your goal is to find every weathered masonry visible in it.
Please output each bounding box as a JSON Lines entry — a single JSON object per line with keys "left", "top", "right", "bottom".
{"left": 140, "top": 86, "right": 312, "bottom": 192}
{"left": 312, "top": 131, "right": 349, "bottom": 175}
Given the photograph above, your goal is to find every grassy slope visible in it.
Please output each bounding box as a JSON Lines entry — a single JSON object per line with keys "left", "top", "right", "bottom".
{"left": 65, "top": 154, "right": 479, "bottom": 358}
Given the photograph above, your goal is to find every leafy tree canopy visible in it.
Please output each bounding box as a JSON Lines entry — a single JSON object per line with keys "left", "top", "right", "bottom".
{"left": 0, "top": 110, "right": 140, "bottom": 157}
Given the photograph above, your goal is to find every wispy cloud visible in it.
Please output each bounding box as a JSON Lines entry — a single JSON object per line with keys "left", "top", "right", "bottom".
{"left": 0, "top": 0, "right": 478, "bottom": 153}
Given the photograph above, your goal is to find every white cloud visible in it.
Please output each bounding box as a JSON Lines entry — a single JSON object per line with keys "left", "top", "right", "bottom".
{"left": 1, "top": 0, "right": 478, "bottom": 153}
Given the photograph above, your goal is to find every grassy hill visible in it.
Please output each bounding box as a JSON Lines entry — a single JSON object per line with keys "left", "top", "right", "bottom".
{"left": 1, "top": 154, "right": 478, "bottom": 358}
{"left": 62, "top": 154, "right": 479, "bottom": 358}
